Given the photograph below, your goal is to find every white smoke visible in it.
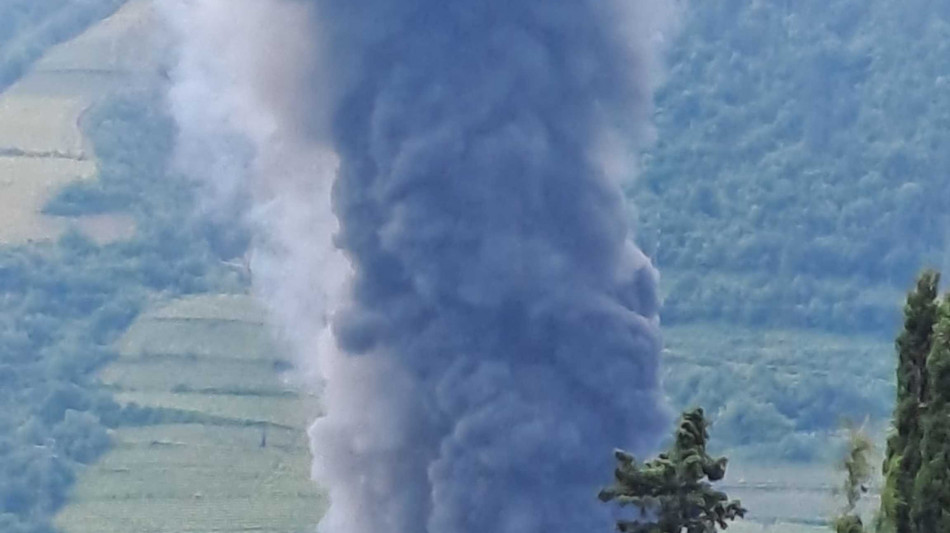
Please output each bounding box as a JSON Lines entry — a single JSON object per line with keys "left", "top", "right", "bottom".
{"left": 159, "top": 2, "right": 680, "bottom": 533}
{"left": 158, "top": 0, "right": 347, "bottom": 388}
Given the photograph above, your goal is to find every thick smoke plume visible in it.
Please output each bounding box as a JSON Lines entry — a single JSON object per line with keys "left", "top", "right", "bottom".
{"left": 160, "top": 1, "right": 678, "bottom": 533}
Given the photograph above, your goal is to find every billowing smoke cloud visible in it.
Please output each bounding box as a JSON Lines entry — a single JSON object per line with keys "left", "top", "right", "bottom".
{"left": 160, "top": 1, "right": 678, "bottom": 533}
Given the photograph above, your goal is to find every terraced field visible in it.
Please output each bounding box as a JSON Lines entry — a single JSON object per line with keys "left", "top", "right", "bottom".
{"left": 55, "top": 294, "right": 326, "bottom": 533}
{"left": 0, "top": 0, "right": 150, "bottom": 244}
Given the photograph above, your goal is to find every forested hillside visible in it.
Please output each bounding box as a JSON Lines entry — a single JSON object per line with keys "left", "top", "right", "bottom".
{"left": 635, "top": 0, "right": 950, "bottom": 334}
{"left": 630, "top": 0, "right": 950, "bottom": 461}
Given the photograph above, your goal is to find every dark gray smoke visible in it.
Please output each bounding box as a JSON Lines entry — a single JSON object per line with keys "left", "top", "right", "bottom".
{"left": 161, "top": 2, "right": 678, "bottom": 533}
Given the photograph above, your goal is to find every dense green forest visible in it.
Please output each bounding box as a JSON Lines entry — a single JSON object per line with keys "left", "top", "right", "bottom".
{"left": 634, "top": 0, "right": 950, "bottom": 335}
{"left": 628, "top": 0, "right": 950, "bottom": 462}
{"left": 0, "top": 95, "right": 243, "bottom": 533}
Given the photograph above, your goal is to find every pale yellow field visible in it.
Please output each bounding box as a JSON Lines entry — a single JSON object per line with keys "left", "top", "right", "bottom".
{"left": 0, "top": 156, "right": 95, "bottom": 243}
{"left": 32, "top": 0, "right": 159, "bottom": 76}
{"left": 0, "top": 0, "right": 153, "bottom": 244}
{"left": 0, "top": 95, "right": 89, "bottom": 156}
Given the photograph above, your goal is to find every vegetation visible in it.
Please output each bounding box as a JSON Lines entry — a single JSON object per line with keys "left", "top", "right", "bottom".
{"left": 633, "top": 0, "right": 950, "bottom": 463}
{"left": 832, "top": 425, "right": 874, "bottom": 533}
{"left": 871, "top": 271, "right": 950, "bottom": 533}
{"left": 634, "top": 0, "right": 950, "bottom": 335}
{"left": 910, "top": 295, "right": 950, "bottom": 532}
{"left": 879, "top": 272, "right": 939, "bottom": 533}
{"left": 55, "top": 295, "right": 324, "bottom": 533}
{"left": 0, "top": 92, "right": 242, "bottom": 532}
{"left": 599, "top": 409, "right": 746, "bottom": 532}
{"left": 5, "top": 1, "right": 950, "bottom": 532}
{"left": 662, "top": 324, "right": 891, "bottom": 462}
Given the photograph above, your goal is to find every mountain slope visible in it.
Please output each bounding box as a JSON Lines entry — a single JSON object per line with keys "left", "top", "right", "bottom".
{"left": 55, "top": 295, "right": 325, "bottom": 533}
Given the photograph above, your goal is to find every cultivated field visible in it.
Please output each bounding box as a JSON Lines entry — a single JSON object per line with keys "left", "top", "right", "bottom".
{"left": 0, "top": 156, "right": 95, "bottom": 243}
{"left": 55, "top": 294, "right": 326, "bottom": 533}
{"left": 60, "top": 293, "right": 873, "bottom": 532}
{"left": 0, "top": 0, "right": 152, "bottom": 245}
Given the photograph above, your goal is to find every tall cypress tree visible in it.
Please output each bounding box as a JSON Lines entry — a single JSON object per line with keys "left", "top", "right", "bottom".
{"left": 879, "top": 270, "right": 939, "bottom": 533}
{"left": 911, "top": 295, "right": 950, "bottom": 532}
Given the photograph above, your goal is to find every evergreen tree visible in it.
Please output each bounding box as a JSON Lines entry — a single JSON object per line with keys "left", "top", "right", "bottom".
{"left": 879, "top": 270, "right": 939, "bottom": 533}
{"left": 911, "top": 295, "right": 950, "bottom": 532}
{"left": 599, "top": 408, "right": 746, "bottom": 533}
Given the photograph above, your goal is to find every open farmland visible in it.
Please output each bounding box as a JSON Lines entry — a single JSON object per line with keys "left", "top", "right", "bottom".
{"left": 55, "top": 294, "right": 326, "bottom": 533}
{"left": 0, "top": 0, "right": 153, "bottom": 245}
{"left": 0, "top": 155, "right": 95, "bottom": 242}
{"left": 58, "top": 293, "right": 879, "bottom": 532}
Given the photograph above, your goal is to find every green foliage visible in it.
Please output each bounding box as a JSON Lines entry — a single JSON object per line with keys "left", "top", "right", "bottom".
{"left": 832, "top": 424, "right": 873, "bottom": 533}
{"left": 834, "top": 515, "right": 866, "bottom": 533}
{"left": 633, "top": 0, "right": 950, "bottom": 335}
{"left": 662, "top": 325, "right": 892, "bottom": 462}
{"left": 910, "top": 296, "right": 950, "bottom": 532}
{"left": 0, "top": 93, "right": 244, "bottom": 532}
{"left": 599, "top": 409, "right": 746, "bottom": 532}
{"left": 879, "top": 271, "right": 939, "bottom": 533}
{"left": 637, "top": 0, "right": 950, "bottom": 459}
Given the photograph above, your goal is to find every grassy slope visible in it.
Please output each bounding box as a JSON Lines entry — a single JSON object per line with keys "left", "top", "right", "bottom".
{"left": 0, "top": 0, "right": 148, "bottom": 245}
{"left": 55, "top": 294, "right": 325, "bottom": 533}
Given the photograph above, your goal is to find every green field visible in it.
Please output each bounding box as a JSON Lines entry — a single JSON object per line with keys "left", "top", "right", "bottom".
{"left": 55, "top": 294, "right": 326, "bottom": 533}
{"left": 54, "top": 292, "right": 877, "bottom": 532}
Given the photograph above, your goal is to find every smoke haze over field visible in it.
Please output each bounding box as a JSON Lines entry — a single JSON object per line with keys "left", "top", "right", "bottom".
{"left": 160, "top": 1, "right": 678, "bottom": 532}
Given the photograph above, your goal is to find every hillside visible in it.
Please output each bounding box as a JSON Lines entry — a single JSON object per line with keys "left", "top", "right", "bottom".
{"left": 627, "top": 0, "right": 944, "bottom": 463}
{"left": 55, "top": 295, "right": 324, "bottom": 533}
{"left": 634, "top": 0, "right": 950, "bottom": 335}
{"left": 0, "top": 4, "right": 247, "bottom": 532}
{"left": 0, "top": 0, "right": 149, "bottom": 245}
{"left": 0, "top": 0, "right": 930, "bottom": 532}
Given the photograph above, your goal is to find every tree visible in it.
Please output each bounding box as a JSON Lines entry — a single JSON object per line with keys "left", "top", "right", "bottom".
{"left": 910, "top": 295, "right": 950, "bottom": 532}
{"left": 833, "top": 423, "right": 873, "bottom": 533}
{"left": 879, "top": 270, "right": 939, "bottom": 533}
{"left": 599, "top": 408, "right": 746, "bottom": 533}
